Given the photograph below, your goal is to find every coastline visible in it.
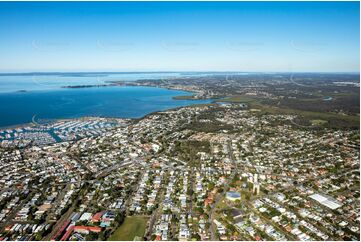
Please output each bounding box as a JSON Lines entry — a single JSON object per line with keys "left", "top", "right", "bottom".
{"left": 118, "top": 81, "right": 207, "bottom": 101}
{"left": 61, "top": 84, "right": 115, "bottom": 89}
{"left": 0, "top": 101, "right": 216, "bottom": 131}
{"left": 0, "top": 116, "right": 130, "bottom": 130}
{"left": 0, "top": 85, "right": 214, "bottom": 130}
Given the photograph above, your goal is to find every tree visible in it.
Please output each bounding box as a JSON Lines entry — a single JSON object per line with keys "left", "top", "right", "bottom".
{"left": 99, "top": 231, "right": 106, "bottom": 241}
{"left": 231, "top": 174, "right": 239, "bottom": 186}
{"left": 86, "top": 232, "right": 98, "bottom": 241}
{"left": 196, "top": 207, "right": 204, "bottom": 214}
{"left": 192, "top": 233, "right": 201, "bottom": 241}
{"left": 35, "top": 233, "right": 42, "bottom": 241}
{"left": 226, "top": 224, "right": 236, "bottom": 234}
{"left": 116, "top": 212, "right": 125, "bottom": 224}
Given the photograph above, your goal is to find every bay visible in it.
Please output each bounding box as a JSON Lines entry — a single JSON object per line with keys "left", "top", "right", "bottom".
{"left": 0, "top": 85, "right": 211, "bottom": 128}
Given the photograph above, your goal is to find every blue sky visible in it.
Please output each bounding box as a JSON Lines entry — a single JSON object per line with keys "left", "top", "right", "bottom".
{"left": 0, "top": 1, "right": 359, "bottom": 72}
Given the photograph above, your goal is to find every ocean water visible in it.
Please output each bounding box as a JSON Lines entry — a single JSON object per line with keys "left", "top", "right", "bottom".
{"left": 0, "top": 85, "right": 211, "bottom": 128}
{"left": 0, "top": 72, "right": 187, "bottom": 93}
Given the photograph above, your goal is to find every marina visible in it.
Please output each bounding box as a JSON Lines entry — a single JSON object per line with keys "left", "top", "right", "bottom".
{"left": 0, "top": 117, "right": 127, "bottom": 147}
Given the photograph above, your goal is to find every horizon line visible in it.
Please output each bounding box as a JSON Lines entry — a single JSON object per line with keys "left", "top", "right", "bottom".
{"left": 0, "top": 71, "right": 359, "bottom": 75}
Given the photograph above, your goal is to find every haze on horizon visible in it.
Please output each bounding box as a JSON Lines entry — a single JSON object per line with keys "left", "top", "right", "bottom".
{"left": 0, "top": 1, "right": 359, "bottom": 73}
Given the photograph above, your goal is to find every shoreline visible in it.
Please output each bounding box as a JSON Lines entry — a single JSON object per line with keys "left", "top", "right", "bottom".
{"left": 0, "top": 101, "right": 216, "bottom": 131}
{"left": 0, "top": 85, "right": 215, "bottom": 130}
{"left": 0, "top": 116, "right": 130, "bottom": 130}
{"left": 61, "top": 84, "right": 116, "bottom": 89}
{"left": 119, "top": 82, "right": 209, "bottom": 101}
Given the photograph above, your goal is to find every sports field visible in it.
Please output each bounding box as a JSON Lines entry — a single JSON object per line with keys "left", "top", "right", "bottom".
{"left": 108, "top": 216, "right": 148, "bottom": 241}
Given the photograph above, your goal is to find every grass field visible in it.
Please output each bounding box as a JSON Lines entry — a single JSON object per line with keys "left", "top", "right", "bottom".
{"left": 311, "top": 119, "right": 328, "bottom": 126}
{"left": 172, "top": 95, "right": 197, "bottom": 100}
{"left": 108, "top": 216, "right": 148, "bottom": 241}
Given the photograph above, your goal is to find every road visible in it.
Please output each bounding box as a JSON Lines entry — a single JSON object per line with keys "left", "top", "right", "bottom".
{"left": 145, "top": 183, "right": 165, "bottom": 240}
{"left": 246, "top": 202, "right": 297, "bottom": 240}
{"left": 42, "top": 204, "right": 75, "bottom": 241}
{"left": 45, "top": 184, "right": 72, "bottom": 223}
{"left": 0, "top": 191, "right": 35, "bottom": 231}
{"left": 42, "top": 160, "right": 134, "bottom": 240}
{"left": 95, "top": 160, "right": 133, "bottom": 179}
{"left": 208, "top": 140, "right": 238, "bottom": 241}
